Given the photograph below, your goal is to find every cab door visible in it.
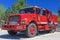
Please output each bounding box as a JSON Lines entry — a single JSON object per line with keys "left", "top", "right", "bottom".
{"left": 36, "top": 8, "right": 48, "bottom": 31}
{"left": 36, "top": 8, "right": 47, "bottom": 24}
{"left": 39, "top": 9, "right": 47, "bottom": 24}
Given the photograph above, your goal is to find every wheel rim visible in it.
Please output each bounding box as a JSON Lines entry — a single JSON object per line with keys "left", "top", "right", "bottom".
{"left": 29, "top": 26, "right": 36, "bottom": 35}
{"left": 52, "top": 29, "right": 56, "bottom": 32}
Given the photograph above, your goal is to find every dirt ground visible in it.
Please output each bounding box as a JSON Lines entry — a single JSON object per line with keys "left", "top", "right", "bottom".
{"left": 0, "top": 28, "right": 60, "bottom": 40}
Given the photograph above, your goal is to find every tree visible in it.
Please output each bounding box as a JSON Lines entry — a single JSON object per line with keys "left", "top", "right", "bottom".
{"left": 58, "top": 8, "right": 60, "bottom": 23}
{"left": 4, "top": 7, "right": 12, "bottom": 21}
{"left": 12, "top": 0, "right": 27, "bottom": 14}
{"left": 0, "top": 5, "right": 5, "bottom": 20}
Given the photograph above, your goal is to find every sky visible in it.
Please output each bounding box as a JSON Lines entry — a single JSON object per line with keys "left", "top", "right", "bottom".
{"left": 0, "top": 0, "right": 60, "bottom": 14}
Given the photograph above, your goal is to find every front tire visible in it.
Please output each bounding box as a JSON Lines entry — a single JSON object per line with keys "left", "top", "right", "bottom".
{"left": 8, "top": 30, "right": 17, "bottom": 36}
{"left": 49, "top": 28, "right": 56, "bottom": 33}
{"left": 26, "top": 23, "right": 38, "bottom": 38}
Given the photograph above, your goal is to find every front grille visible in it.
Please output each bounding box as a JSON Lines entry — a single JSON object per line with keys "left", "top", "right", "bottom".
{"left": 4, "top": 25, "right": 13, "bottom": 28}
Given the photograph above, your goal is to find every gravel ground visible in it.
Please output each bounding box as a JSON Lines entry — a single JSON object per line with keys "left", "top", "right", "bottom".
{"left": 0, "top": 28, "right": 60, "bottom": 40}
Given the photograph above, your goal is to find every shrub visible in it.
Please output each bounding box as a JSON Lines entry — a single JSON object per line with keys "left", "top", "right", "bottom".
{"left": 58, "top": 17, "right": 60, "bottom": 23}
{"left": 0, "top": 20, "right": 5, "bottom": 28}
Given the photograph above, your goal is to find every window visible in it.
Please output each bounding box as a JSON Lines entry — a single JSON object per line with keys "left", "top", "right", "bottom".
{"left": 42, "top": 10, "right": 46, "bottom": 15}
{"left": 36, "top": 8, "right": 41, "bottom": 14}
{"left": 40, "top": 9, "right": 46, "bottom": 15}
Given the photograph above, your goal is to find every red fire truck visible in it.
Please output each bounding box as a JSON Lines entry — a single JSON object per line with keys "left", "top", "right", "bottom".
{"left": 2, "top": 6, "right": 58, "bottom": 37}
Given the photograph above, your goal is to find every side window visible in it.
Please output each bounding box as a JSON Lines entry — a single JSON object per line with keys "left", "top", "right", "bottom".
{"left": 41, "top": 9, "right": 46, "bottom": 15}
{"left": 48, "top": 13, "right": 52, "bottom": 17}
{"left": 36, "top": 8, "right": 41, "bottom": 14}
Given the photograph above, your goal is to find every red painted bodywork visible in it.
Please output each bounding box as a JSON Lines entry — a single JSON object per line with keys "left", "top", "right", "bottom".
{"left": 2, "top": 6, "right": 58, "bottom": 32}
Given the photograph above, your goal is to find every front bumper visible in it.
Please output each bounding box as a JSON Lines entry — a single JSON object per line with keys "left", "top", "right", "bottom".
{"left": 2, "top": 24, "right": 26, "bottom": 31}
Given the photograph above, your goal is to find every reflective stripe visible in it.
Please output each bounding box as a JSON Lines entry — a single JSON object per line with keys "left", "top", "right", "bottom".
{"left": 54, "top": 23, "right": 58, "bottom": 24}
{"left": 37, "top": 22, "right": 48, "bottom": 24}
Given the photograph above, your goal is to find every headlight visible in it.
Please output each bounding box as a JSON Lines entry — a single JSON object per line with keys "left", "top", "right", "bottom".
{"left": 20, "top": 21, "right": 25, "bottom": 24}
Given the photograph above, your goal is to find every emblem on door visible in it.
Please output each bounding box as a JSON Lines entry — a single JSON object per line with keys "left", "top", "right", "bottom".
{"left": 38, "top": 16, "right": 40, "bottom": 21}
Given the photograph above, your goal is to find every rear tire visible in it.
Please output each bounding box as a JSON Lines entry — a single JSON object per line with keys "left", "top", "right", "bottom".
{"left": 26, "top": 23, "right": 38, "bottom": 38}
{"left": 48, "top": 22, "right": 56, "bottom": 33}
{"left": 8, "top": 30, "right": 17, "bottom": 36}
{"left": 49, "top": 28, "right": 56, "bottom": 33}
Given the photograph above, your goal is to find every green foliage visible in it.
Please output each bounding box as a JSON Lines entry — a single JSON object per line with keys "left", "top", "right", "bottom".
{"left": 12, "top": 0, "right": 27, "bottom": 14}
{"left": 4, "top": 7, "right": 12, "bottom": 21}
{"left": 0, "top": 4, "right": 5, "bottom": 20}
{"left": 58, "top": 17, "right": 60, "bottom": 23}
{"left": 0, "top": 20, "right": 5, "bottom": 23}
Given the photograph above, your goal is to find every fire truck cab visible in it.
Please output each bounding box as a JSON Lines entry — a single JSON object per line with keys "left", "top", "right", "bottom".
{"left": 2, "top": 6, "right": 58, "bottom": 37}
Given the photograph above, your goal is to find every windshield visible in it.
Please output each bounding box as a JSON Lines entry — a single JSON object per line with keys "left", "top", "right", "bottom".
{"left": 19, "top": 7, "right": 34, "bottom": 14}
